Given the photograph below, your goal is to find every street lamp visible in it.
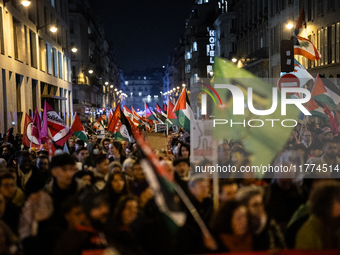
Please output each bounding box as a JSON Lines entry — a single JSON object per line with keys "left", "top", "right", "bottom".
{"left": 114, "top": 88, "right": 117, "bottom": 91}
{"left": 110, "top": 85, "right": 113, "bottom": 88}
{"left": 286, "top": 23, "right": 294, "bottom": 29}
{"left": 105, "top": 82, "right": 109, "bottom": 85}
{"left": 182, "top": 83, "right": 186, "bottom": 87}
{"left": 21, "top": 1, "right": 31, "bottom": 6}
{"left": 231, "top": 58, "right": 237, "bottom": 63}
{"left": 88, "top": 70, "right": 94, "bottom": 74}
{"left": 50, "top": 26, "right": 58, "bottom": 33}
{"left": 177, "top": 86, "right": 180, "bottom": 89}
{"left": 71, "top": 47, "right": 78, "bottom": 53}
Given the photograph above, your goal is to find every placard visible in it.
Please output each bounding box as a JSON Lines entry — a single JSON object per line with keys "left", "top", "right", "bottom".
{"left": 172, "top": 125, "right": 179, "bottom": 133}
{"left": 155, "top": 124, "right": 168, "bottom": 135}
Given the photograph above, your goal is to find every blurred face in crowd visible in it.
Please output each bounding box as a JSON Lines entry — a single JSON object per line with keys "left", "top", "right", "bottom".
{"left": 325, "top": 132, "right": 334, "bottom": 140}
{"left": 0, "top": 194, "right": 5, "bottom": 218}
{"left": 103, "top": 140, "right": 110, "bottom": 151}
{"left": 323, "top": 142, "right": 338, "bottom": 159}
{"left": 218, "top": 143, "right": 231, "bottom": 163}
{"left": 19, "top": 154, "right": 32, "bottom": 173}
{"left": 174, "top": 162, "right": 190, "bottom": 179}
{"left": 189, "top": 180, "right": 210, "bottom": 202}
{"left": 133, "top": 163, "right": 145, "bottom": 180}
{"left": 310, "top": 148, "right": 323, "bottom": 158}
{"left": 111, "top": 174, "right": 125, "bottom": 193}
{"left": 248, "top": 194, "right": 265, "bottom": 217}
{"left": 96, "top": 159, "right": 110, "bottom": 175}
{"left": 52, "top": 163, "right": 78, "bottom": 189}
{"left": 303, "top": 131, "right": 312, "bottom": 144}
{"left": 0, "top": 178, "right": 16, "bottom": 201}
{"left": 80, "top": 175, "right": 92, "bottom": 186}
{"left": 37, "top": 157, "right": 49, "bottom": 172}
{"left": 65, "top": 206, "right": 87, "bottom": 229}
{"left": 181, "top": 146, "right": 189, "bottom": 158}
{"left": 232, "top": 206, "right": 248, "bottom": 236}
{"left": 121, "top": 141, "right": 128, "bottom": 151}
{"left": 68, "top": 139, "right": 75, "bottom": 148}
{"left": 90, "top": 202, "right": 110, "bottom": 225}
{"left": 77, "top": 149, "right": 89, "bottom": 162}
{"left": 121, "top": 200, "right": 139, "bottom": 226}
{"left": 220, "top": 183, "right": 238, "bottom": 202}
{"left": 92, "top": 135, "right": 98, "bottom": 144}
{"left": 2, "top": 147, "right": 9, "bottom": 156}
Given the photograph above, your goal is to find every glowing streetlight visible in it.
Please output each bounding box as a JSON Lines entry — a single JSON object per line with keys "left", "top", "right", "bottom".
{"left": 177, "top": 86, "right": 180, "bottom": 89}
{"left": 182, "top": 83, "right": 186, "bottom": 87}
{"left": 105, "top": 82, "right": 109, "bottom": 85}
{"left": 231, "top": 58, "right": 237, "bottom": 63}
{"left": 110, "top": 85, "right": 113, "bottom": 88}
{"left": 286, "top": 23, "right": 294, "bottom": 29}
{"left": 22, "top": 1, "right": 31, "bottom": 7}
{"left": 71, "top": 47, "right": 77, "bottom": 53}
{"left": 114, "top": 88, "right": 117, "bottom": 91}
{"left": 50, "top": 26, "right": 57, "bottom": 33}
{"left": 88, "top": 70, "right": 93, "bottom": 74}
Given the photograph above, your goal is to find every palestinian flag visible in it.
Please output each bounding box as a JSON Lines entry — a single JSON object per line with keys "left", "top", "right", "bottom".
{"left": 32, "top": 109, "right": 41, "bottom": 145}
{"left": 311, "top": 74, "right": 340, "bottom": 108}
{"left": 71, "top": 114, "right": 88, "bottom": 143}
{"left": 113, "top": 107, "right": 133, "bottom": 142}
{"left": 306, "top": 99, "right": 327, "bottom": 118}
{"left": 145, "top": 102, "right": 158, "bottom": 121}
{"left": 22, "top": 113, "right": 40, "bottom": 148}
{"left": 280, "top": 59, "right": 314, "bottom": 87}
{"left": 41, "top": 100, "right": 73, "bottom": 146}
{"left": 294, "top": 35, "right": 321, "bottom": 61}
{"left": 173, "top": 88, "right": 192, "bottom": 133}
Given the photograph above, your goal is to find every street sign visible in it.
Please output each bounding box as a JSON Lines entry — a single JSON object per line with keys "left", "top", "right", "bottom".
{"left": 155, "top": 124, "right": 168, "bottom": 135}
{"left": 278, "top": 74, "right": 300, "bottom": 94}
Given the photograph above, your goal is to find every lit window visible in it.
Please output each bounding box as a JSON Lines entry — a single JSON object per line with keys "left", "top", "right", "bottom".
{"left": 139, "top": 92, "right": 142, "bottom": 96}
{"left": 186, "top": 64, "right": 191, "bottom": 73}
{"left": 130, "top": 92, "right": 133, "bottom": 96}
{"left": 185, "top": 51, "right": 191, "bottom": 60}
{"left": 154, "top": 95, "right": 158, "bottom": 98}
{"left": 193, "top": 42, "right": 197, "bottom": 51}
{"left": 125, "top": 81, "right": 128, "bottom": 85}
{"left": 144, "top": 76, "right": 146, "bottom": 79}
{"left": 204, "top": 0, "right": 209, "bottom": 3}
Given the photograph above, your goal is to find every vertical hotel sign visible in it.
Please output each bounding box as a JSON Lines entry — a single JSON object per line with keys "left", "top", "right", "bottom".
{"left": 209, "top": 30, "right": 215, "bottom": 63}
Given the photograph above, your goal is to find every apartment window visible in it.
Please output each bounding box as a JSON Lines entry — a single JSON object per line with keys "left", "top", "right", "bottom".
{"left": 51, "top": 0, "right": 55, "bottom": 8}
{"left": 67, "top": 58, "right": 71, "bottom": 82}
{"left": 24, "top": 26, "right": 28, "bottom": 64}
{"left": 307, "top": 0, "right": 314, "bottom": 21}
{"left": 46, "top": 42, "right": 52, "bottom": 74}
{"left": 52, "top": 48, "right": 57, "bottom": 77}
{"left": 32, "top": 79, "right": 38, "bottom": 112}
{"left": 185, "top": 51, "right": 191, "bottom": 60}
{"left": 193, "top": 42, "right": 197, "bottom": 51}
{"left": 204, "top": 0, "right": 209, "bottom": 2}
{"left": 317, "top": 0, "right": 323, "bottom": 16}
{"left": 0, "top": 7, "right": 4, "bottom": 54}
{"left": 327, "top": 0, "right": 335, "bottom": 12}
{"left": 30, "top": 30, "right": 38, "bottom": 68}
{"left": 58, "top": 51, "right": 63, "bottom": 79}
{"left": 337, "top": 23, "right": 340, "bottom": 63}
{"left": 13, "top": 18, "right": 22, "bottom": 60}
{"left": 138, "top": 92, "right": 142, "bottom": 96}
{"left": 186, "top": 64, "right": 191, "bottom": 74}
{"left": 2, "top": 69, "right": 7, "bottom": 131}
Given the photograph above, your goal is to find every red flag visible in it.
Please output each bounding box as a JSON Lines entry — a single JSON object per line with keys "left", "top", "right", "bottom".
{"left": 32, "top": 108, "right": 41, "bottom": 145}
{"left": 167, "top": 99, "right": 177, "bottom": 119}
{"left": 22, "top": 114, "right": 39, "bottom": 148}
{"left": 294, "top": 7, "right": 305, "bottom": 36}
{"left": 145, "top": 102, "right": 157, "bottom": 121}
{"left": 107, "top": 105, "right": 121, "bottom": 133}
{"left": 324, "top": 105, "right": 339, "bottom": 135}
{"left": 47, "top": 139, "right": 56, "bottom": 161}
{"left": 163, "top": 103, "right": 167, "bottom": 114}
{"left": 41, "top": 100, "right": 73, "bottom": 146}
{"left": 156, "top": 104, "right": 162, "bottom": 114}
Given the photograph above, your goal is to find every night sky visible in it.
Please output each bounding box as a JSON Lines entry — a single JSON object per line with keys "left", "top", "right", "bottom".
{"left": 92, "top": 0, "right": 194, "bottom": 73}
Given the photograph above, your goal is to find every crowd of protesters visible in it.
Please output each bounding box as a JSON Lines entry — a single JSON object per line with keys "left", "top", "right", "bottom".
{"left": 0, "top": 122, "right": 339, "bottom": 255}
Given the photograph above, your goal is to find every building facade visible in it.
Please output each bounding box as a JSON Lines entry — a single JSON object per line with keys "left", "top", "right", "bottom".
{"left": 69, "top": 0, "right": 124, "bottom": 125}
{"left": 125, "top": 69, "right": 164, "bottom": 113}
{"left": 0, "top": 0, "right": 73, "bottom": 136}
